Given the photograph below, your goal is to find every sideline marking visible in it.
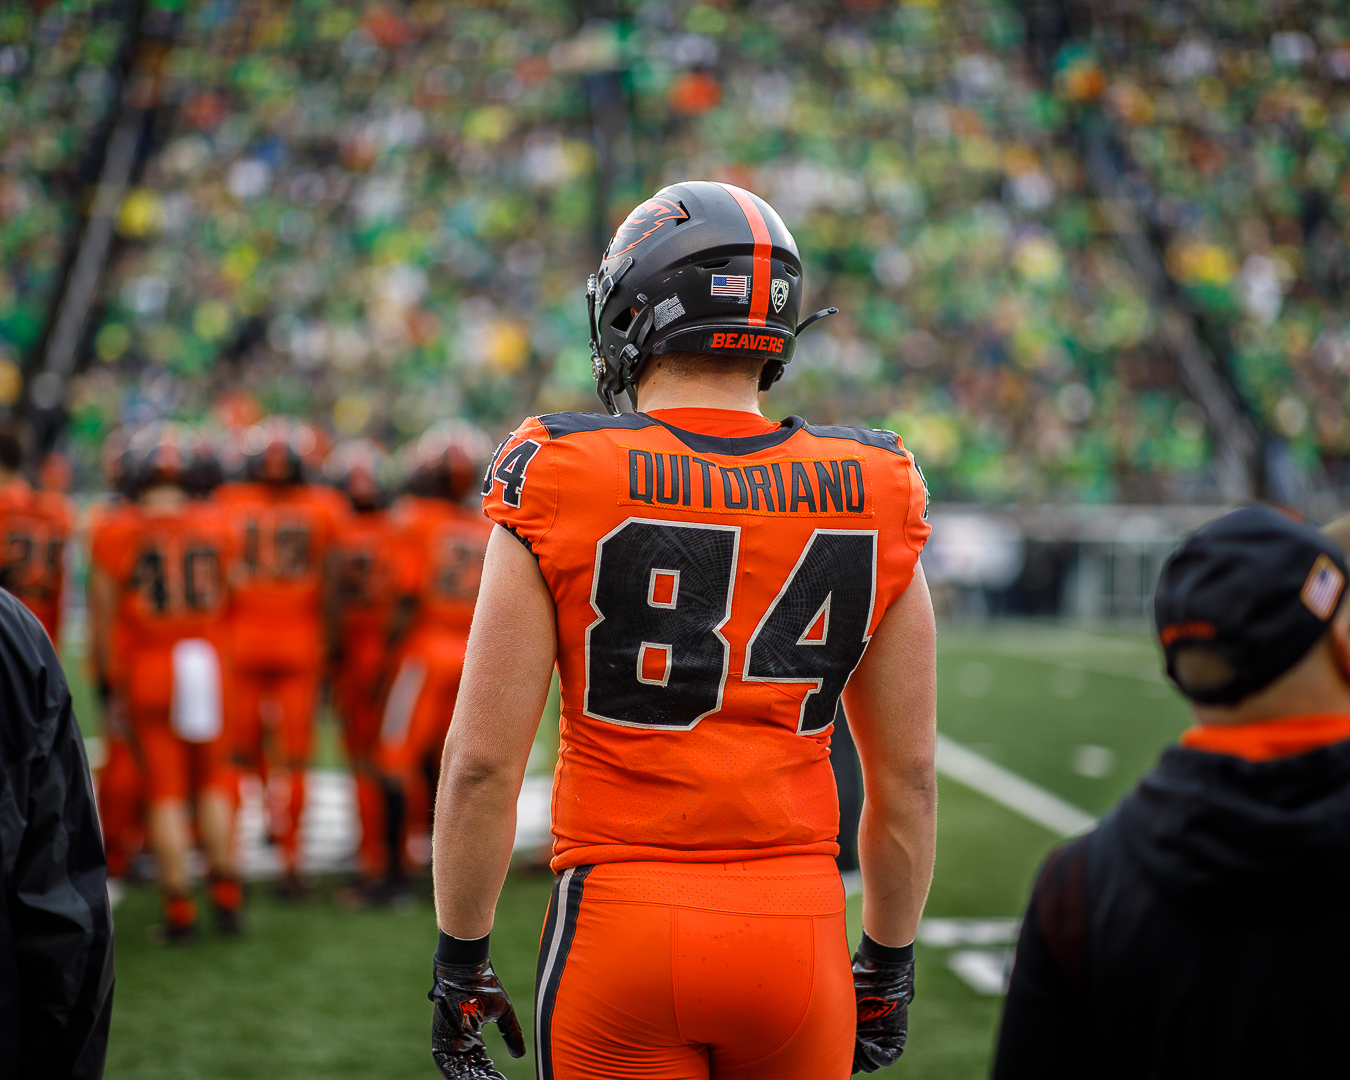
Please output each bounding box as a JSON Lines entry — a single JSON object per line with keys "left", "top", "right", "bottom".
{"left": 936, "top": 734, "right": 1097, "bottom": 838}
{"left": 948, "top": 948, "right": 1013, "bottom": 995}
{"left": 918, "top": 917, "right": 1019, "bottom": 947}
{"left": 840, "top": 740, "right": 1093, "bottom": 898}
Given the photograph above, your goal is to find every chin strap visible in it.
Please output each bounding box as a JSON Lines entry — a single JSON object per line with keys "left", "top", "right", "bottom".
{"left": 758, "top": 360, "right": 784, "bottom": 392}
{"left": 589, "top": 265, "right": 647, "bottom": 416}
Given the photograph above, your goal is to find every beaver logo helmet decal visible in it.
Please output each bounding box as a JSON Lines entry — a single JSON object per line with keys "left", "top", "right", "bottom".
{"left": 605, "top": 196, "right": 690, "bottom": 259}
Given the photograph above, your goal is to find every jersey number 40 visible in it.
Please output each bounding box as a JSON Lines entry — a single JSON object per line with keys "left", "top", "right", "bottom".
{"left": 584, "top": 518, "right": 876, "bottom": 735}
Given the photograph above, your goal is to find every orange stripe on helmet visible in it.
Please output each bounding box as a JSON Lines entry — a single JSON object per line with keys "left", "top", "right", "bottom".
{"left": 716, "top": 183, "right": 772, "bottom": 327}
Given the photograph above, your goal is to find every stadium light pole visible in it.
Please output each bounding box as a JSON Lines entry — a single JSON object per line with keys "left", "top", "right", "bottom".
{"left": 29, "top": 109, "right": 144, "bottom": 434}
{"left": 25, "top": 4, "right": 174, "bottom": 458}
{"left": 1082, "top": 131, "right": 1261, "bottom": 503}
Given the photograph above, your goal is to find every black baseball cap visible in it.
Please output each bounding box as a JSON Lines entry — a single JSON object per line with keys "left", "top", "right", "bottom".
{"left": 1154, "top": 506, "right": 1348, "bottom": 704}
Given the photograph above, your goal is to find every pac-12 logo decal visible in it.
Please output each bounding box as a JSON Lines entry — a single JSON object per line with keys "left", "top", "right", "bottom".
{"left": 606, "top": 197, "right": 689, "bottom": 259}
{"left": 770, "top": 278, "right": 789, "bottom": 313}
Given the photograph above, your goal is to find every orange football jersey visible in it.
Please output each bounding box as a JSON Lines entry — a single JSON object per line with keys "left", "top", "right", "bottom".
{"left": 87, "top": 497, "right": 143, "bottom": 690}
{"left": 330, "top": 508, "right": 401, "bottom": 637}
{"left": 92, "top": 501, "right": 234, "bottom": 710}
{"left": 0, "top": 479, "right": 72, "bottom": 639}
{"left": 393, "top": 496, "right": 492, "bottom": 634}
{"left": 215, "top": 482, "right": 344, "bottom": 622}
{"left": 482, "top": 407, "right": 931, "bottom": 871}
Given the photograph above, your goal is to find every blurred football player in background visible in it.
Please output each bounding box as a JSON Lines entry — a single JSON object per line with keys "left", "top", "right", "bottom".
{"left": 87, "top": 427, "right": 145, "bottom": 882}
{"left": 89, "top": 423, "right": 241, "bottom": 941}
{"left": 0, "top": 426, "right": 73, "bottom": 643}
{"left": 376, "top": 423, "right": 492, "bottom": 893}
{"left": 217, "top": 417, "right": 344, "bottom": 896}
{"left": 324, "top": 437, "right": 403, "bottom": 901}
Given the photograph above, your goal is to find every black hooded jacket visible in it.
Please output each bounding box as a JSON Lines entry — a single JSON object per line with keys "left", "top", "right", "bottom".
{"left": 994, "top": 739, "right": 1350, "bottom": 1079}
{"left": 0, "top": 588, "right": 114, "bottom": 1078}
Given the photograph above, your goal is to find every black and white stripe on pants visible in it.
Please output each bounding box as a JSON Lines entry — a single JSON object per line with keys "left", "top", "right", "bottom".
{"left": 534, "top": 865, "right": 593, "bottom": 1080}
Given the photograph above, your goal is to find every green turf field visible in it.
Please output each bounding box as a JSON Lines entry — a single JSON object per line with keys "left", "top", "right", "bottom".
{"left": 77, "top": 620, "right": 1192, "bottom": 1079}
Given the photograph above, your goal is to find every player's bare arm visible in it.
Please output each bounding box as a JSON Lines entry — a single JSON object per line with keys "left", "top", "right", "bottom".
{"left": 426, "top": 525, "right": 552, "bottom": 1077}
{"left": 842, "top": 560, "right": 938, "bottom": 949}
{"left": 432, "top": 525, "right": 556, "bottom": 938}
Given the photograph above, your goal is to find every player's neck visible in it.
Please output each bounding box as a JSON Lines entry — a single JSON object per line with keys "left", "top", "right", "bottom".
{"left": 139, "top": 485, "right": 189, "bottom": 514}
{"left": 636, "top": 373, "right": 764, "bottom": 415}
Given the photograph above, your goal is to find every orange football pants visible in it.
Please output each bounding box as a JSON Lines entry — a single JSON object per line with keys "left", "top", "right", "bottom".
{"left": 535, "top": 855, "right": 854, "bottom": 1080}
{"left": 97, "top": 732, "right": 144, "bottom": 877}
{"left": 232, "top": 640, "right": 322, "bottom": 874}
{"left": 372, "top": 628, "right": 467, "bottom": 874}
{"left": 126, "top": 646, "right": 233, "bottom": 806}
{"left": 332, "top": 628, "right": 389, "bottom": 880}
{"left": 375, "top": 627, "right": 467, "bottom": 781}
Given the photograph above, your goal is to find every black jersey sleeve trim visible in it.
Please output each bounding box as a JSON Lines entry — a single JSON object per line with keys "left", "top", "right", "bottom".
{"left": 496, "top": 522, "right": 535, "bottom": 554}
{"left": 801, "top": 423, "right": 903, "bottom": 455}
{"left": 536, "top": 411, "right": 659, "bottom": 439}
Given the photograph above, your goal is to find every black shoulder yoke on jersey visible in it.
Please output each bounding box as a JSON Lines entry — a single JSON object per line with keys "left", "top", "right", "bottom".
{"left": 0, "top": 589, "right": 114, "bottom": 1080}
{"left": 535, "top": 412, "right": 904, "bottom": 458}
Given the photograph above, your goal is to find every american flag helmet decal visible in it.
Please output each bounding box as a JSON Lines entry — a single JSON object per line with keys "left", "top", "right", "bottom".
{"left": 1301, "top": 553, "right": 1345, "bottom": 621}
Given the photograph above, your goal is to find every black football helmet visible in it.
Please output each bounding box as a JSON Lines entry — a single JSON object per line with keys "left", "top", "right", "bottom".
{"left": 120, "top": 422, "right": 205, "bottom": 498}
{"left": 587, "top": 180, "right": 837, "bottom": 415}
{"left": 241, "top": 416, "right": 316, "bottom": 485}
{"left": 403, "top": 421, "right": 492, "bottom": 502}
{"left": 323, "top": 437, "right": 393, "bottom": 511}
{"left": 190, "top": 431, "right": 224, "bottom": 495}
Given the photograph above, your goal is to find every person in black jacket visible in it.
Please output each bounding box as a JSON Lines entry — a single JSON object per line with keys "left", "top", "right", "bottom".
{"left": 0, "top": 587, "right": 114, "bottom": 1078}
{"left": 994, "top": 506, "right": 1350, "bottom": 1079}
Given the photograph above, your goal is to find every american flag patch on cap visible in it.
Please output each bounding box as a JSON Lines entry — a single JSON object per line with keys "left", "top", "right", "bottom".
{"left": 710, "top": 274, "right": 749, "bottom": 298}
{"left": 1301, "top": 553, "right": 1344, "bottom": 620}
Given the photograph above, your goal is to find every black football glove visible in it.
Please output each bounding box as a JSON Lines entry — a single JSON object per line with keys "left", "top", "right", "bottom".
{"left": 429, "top": 957, "right": 526, "bottom": 1080}
{"left": 851, "top": 938, "right": 915, "bottom": 1074}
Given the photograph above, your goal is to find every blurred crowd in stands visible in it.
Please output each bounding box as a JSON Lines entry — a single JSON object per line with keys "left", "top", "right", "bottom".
{"left": 0, "top": 0, "right": 129, "bottom": 418}
{"left": 4, "top": 0, "right": 1350, "bottom": 506}
{"left": 1087, "top": 2, "right": 1350, "bottom": 488}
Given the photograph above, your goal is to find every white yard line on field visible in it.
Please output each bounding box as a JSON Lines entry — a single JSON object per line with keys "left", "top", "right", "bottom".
{"left": 840, "top": 738, "right": 1094, "bottom": 899}
{"left": 935, "top": 733, "right": 1098, "bottom": 838}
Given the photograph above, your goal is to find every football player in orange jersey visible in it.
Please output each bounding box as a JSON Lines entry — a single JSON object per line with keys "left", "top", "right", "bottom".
{"left": 0, "top": 428, "right": 72, "bottom": 642}
{"left": 322, "top": 437, "right": 403, "bottom": 898}
{"left": 216, "top": 417, "right": 345, "bottom": 896}
{"left": 87, "top": 430, "right": 146, "bottom": 881}
{"left": 89, "top": 424, "right": 242, "bottom": 940}
{"left": 426, "top": 183, "right": 937, "bottom": 1080}
{"left": 374, "top": 423, "right": 492, "bottom": 894}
